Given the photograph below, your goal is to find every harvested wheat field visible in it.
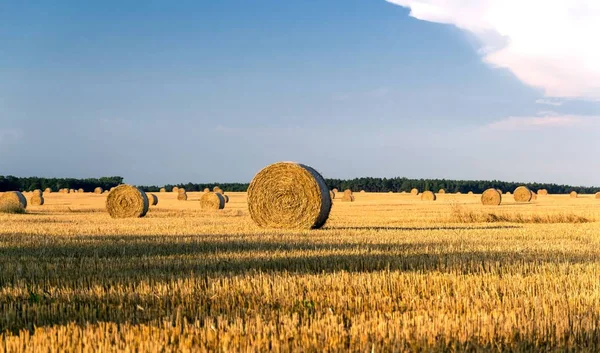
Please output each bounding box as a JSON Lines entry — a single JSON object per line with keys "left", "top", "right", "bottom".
{"left": 1, "top": 191, "right": 600, "bottom": 352}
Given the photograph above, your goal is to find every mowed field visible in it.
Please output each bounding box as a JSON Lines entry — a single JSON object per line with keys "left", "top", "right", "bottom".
{"left": 2, "top": 191, "right": 600, "bottom": 352}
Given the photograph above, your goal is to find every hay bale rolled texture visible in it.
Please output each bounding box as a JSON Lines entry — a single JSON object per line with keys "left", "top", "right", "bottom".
{"left": 342, "top": 189, "right": 354, "bottom": 202}
{"left": 33, "top": 189, "right": 43, "bottom": 197}
{"left": 410, "top": 188, "right": 419, "bottom": 195}
{"left": 200, "top": 192, "right": 225, "bottom": 210}
{"left": 570, "top": 191, "right": 578, "bottom": 198}
{"left": 105, "top": 185, "right": 149, "bottom": 219}
{"left": 421, "top": 191, "right": 436, "bottom": 201}
{"left": 94, "top": 187, "right": 103, "bottom": 194}
{"left": 30, "top": 194, "right": 44, "bottom": 206}
{"left": 438, "top": 189, "right": 446, "bottom": 194}
{"left": 513, "top": 186, "right": 533, "bottom": 202}
{"left": 481, "top": 188, "right": 502, "bottom": 205}
{"left": 0, "top": 191, "right": 27, "bottom": 213}
{"left": 177, "top": 192, "right": 188, "bottom": 201}
{"left": 147, "top": 193, "right": 158, "bottom": 206}
{"left": 247, "top": 162, "right": 332, "bottom": 229}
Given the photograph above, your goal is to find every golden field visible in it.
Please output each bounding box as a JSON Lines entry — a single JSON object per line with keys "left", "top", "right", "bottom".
{"left": 1, "top": 191, "right": 600, "bottom": 352}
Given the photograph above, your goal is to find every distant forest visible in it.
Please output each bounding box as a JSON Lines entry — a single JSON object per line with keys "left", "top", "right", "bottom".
{"left": 2, "top": 175, "right": 598, "bottom": 194}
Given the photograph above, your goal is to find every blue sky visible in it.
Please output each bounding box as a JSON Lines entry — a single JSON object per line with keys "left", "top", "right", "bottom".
{"left": 1, "top": 0, "right": 599, "bottom": 185}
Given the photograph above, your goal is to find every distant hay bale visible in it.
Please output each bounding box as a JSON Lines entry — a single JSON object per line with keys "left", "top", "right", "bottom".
{"left": 103, "top": 190, "right": 109, "bottom": 194}
{"left": 160, "top": 188, "right": 166, "bottom": 193}
{"left": 506, "top": 192, "right": 512, "bottom": 195}
{"left": 342, "top": 189, "right": 354, "bottom": 202}
{"left": 421, "top": 191, "right": 436, "bottom": 201}
{"left": 481, "top": 188, "right": 502, "bottom": 206}
{"left": 595, "top": 192, "right": 600, "bottom": 199}
{"left": 94, "top": 187, "right": 103, "bottom": 194}
{"left": 204, "top": 188, "right": 210, "bottom": 193}
{"left": 538, "top": 189, "right": 549, "bottom": 196}
{"left": 468, "top": 191, "right": 474, "bottom": 195}
{"left": 531, "top": 192, "right": 538, "bottom": 201}
{"left": 33, "top": 189, "right": 43, "bottom": 197}
{"left": 361, "top": 190, "right": 366, "bottom": 193}
{"left": 69, "top": 189, "right": 75, "bottom": 194}
{"left": 213, "top": 186, "right": 221, "bottom": 192}
{"left": 214, "top": 188, "right": 224, "bottom": 195}
{"left": 0, "top": 191, "right": 27, "bottom": 213}
{"left": 330, "top": 190, "right": 335, "bottom": 200}
{"left": 497, "top": 189, "right": 502, "bottom": 194}
{"left": 200, "top": 192, "right": 225, "bottom": 210}
{"left": 570, "top": 191, "right": 578, "bottom": 198}
{"left": 247, "top": 161, "right": 332, "bottom": 229}
{"left": 456, "top": 192, "right": 462, "bottom": 195}
{"left": 177, "top": 192, "right": 188, "bottom": 201}
{"left": 44, "top": 188, "right": 52, "bottom": 194}
{"left": 332, "top": 188, "right": 339, "bottom": 193}
{"left": 78, "top": 188, "right": 84, "bottom": 193}
{"left": 223, "top": 194, "right": 230, "bottom": 203}
{"left": 438, "top": 189, "right": 445, "bottom": 194}
{"left": 178, "top": 188, "right": 186, "bottom": 194}
{"left": 147, "top": 193, "right": 158, "bottom": 206}
{"left": 105, "top": 185, "right": 149, "bottom": 218}
{"left": 30, "top": 194, "right": 44, "bottom": 206}
{"left": 172, "top": 187, "right": 179, "bottom": 193}
{"left": 513, "top": 186, "right": 533, "bottom": 203}
{"left": 410, "top": 188, "right": 419, "bottom": 195}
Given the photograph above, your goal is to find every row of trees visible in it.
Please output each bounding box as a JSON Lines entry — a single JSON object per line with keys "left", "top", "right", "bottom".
{"left": 2, "top": 175, "right": 597, "bottom": 195}
{"left": 0, "top": 176, "right": 123, "bottom": 192}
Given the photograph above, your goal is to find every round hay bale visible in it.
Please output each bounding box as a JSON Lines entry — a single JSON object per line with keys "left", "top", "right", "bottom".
{"left": 247, "top": 161, "right": 332, "bottom": 229}
{"left": 69, "top": 189, "right": 75, "bottom": 194}
{"left": 78, "top": 188, "right": 84, "bottom": 193}
{"left": 33, "top": 189, "right": 43, "bottom": 197}
{"left": 213, "top": 186, "right": 221, "bottom": 192}
{"left": 595, "top": 192, "right": 600, "bottom": 199}
{"left": 497, "top": 189, "right": 502, "bottom": 194}
{"left": 223, "top": 194, "right": 230, "bottom": 203}
{"left": 204, "top": 188, "right": 210, "bottom": 193}
{"left": 30, "top": 194, "right": 44, "bottom": 206}
{"left": 468, "top": 191, "right": 474, "bottom": 195}
{"left": 160, "top": 188, "right": 166, "bottom": 193}
{"left": 178, "top": 188, "right": 186, "bottom": 194}
{"left": 177, "top": 192, "right": 188, "bottom": 201}
{"left": 147, "top": 193, "right": 158, "bottom": 206}
{"left": 214, "top": 188, "right": 224, "bottom": 195}
{"left": 200, "top": 192, "right": 225, "bottom": 210}
{"left": 438, "top": 189, "right": 445, "bottom": 194}
{"left": 103, "top": 190, "right": 109, "bottom": 194}
{"left": 421, "top": 191, "right": 436, "bottom": 201}
{"left": 341, "top": 193, "right": 355, "bottom": 202}
{"left": 513, "top": 186, "right": 533, "bottom": 202}
{"left": 0, "top": 191, "right": 27, "bottom": 212}
{"left": 537, "top": 189, "right": 548, "bottom": 196}
{"left": 332, "top": 188, "right": 338, "bottom": 194}
{"left": 410, "top": 188, "right": 419, "bottom": 195}
{"left": 172, "top": 187, "right": 179, "bottom": 193}
{"left": 506, "top": 191, "right": 512, "bottom": 195}
{"left": 105, "top": 185, "right": 149, "bottom": 219}
{"left": 531, "top": 192, "right": 538, "bottom": 201}
{"left": 361, "top": 190, "right": 367, "bottom": 193}
{"left": 570, "top": 191, "right": 578, "bottom": 198}
{"left": 481, "top": 188, "right": 502, "bottom": 206}
{"left": 44, "top": 188, "right": 52, "bottom": 194}
{"left": 330, "top": 190, "right": 335, "bottom": 200}
{"left": 343, "top": 189, "right": 353, "bottom": 195}
{"left": 456, "top": 191, "right": 462, "bottom": 195}
{"left": 94, "top": 187, "right": 103, "bottom": 194}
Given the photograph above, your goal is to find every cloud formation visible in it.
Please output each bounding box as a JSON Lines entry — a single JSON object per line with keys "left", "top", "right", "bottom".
{"left": 387, "top": 0, "right": 600, "bottom": 100}
{"left": 487, "top": 114, "right": 591, "bottom": 130}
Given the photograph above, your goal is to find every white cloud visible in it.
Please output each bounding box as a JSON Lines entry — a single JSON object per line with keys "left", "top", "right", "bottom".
{"left": 486, "top": 114, "right": 594, "bottom": 130}
{"left": 387, "top": 0, "right": 600, "bottom": 100}
{"left": 535, "top": 98, "right": 563, "bottom": 106}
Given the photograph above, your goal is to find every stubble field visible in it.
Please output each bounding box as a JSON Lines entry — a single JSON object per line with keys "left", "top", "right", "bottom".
{"left": 1, "top": 191, "right": 600, "bottom": 352}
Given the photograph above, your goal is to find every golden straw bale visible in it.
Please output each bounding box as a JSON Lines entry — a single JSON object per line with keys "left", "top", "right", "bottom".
{"left": 223, "top": 194, "right": 230, "bottom": 203}
{"left": 0, "top": 191, "right": 27, "bottom": 213}
{"left": 200, "top": 192, "right": 225, "bottom": 210}
{"left": 513, "top": 186, "right": 533, "bottom": 202}
{"left": 468, "top": 191, "right": 474, "bottom": 195}
{"left": 410, "top": 188, "right": 419, "bottom": 195}
{"left": 247, "top": 162, "right": 332, "bottom": 229}
{"left": 105, "top": 185, "right": 149, "bottom": 218}
{"left": 44, "top": 188, "right": 52, "bottom": 194}
{"left": 570, "top": 191, "right": 578, "bottom": 198}
{"left": 172, "top": 187, "right": 179, "bottom": 193}
{"left": 94, "top": 187, "right": 103, "bottom": 194}
{"left": 160, "top": 188, "right": 166, "bottom": 193}
{"left": 30, "top": 194, "right": 44, "bottom": 206}
{"left": 481, "top": 188, "right": 502, "bottom": 206}
{"left": 147, "top": 193, "right": 158, "bottom": 206}
{"left": 438, "top": 189, "right": 445, "bottom": 194}
{"left": 177, "top": 192, "right": 188, "bottom": 201}
{"left": 204, "top": 188, "right": 210, "bottom": 193}
{"left": 421, "top": 191, "right": 436, "bottom": 201}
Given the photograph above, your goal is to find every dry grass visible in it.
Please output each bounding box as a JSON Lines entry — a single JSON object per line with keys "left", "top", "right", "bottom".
{"left": 1, "top": 191, "right": 600, "bottom": 351}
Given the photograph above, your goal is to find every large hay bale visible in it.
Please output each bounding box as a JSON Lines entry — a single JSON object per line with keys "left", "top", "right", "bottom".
{"left": 421, "top": 191, "right": 436, "bottom": 201}
{"left": 160, "top": 188, "right": 166, "bottom": 193}
{"left": 200, "top": 192, "right": 225, "bottom": 210}
{"left": 94, "top": 187, "right": 103, "bottom": 194}
{"left": 570, "top": 191, "right": 578, "bottom": 198}
{"left": 0, "top": 191, "right": 27, "bottom": 213}
{"left": 30, "top": 194, "right": 44, "bottom": 206}
{"left": 106, "top": 185, "right": 149, "bottom": 219}
{"left": 247, "top": 161, "right": 331, "bottom": 229}
{"left": 513, "top": 186, "right": 533, "bottom": 202}
{"left": 410, "top": 188, "right": 419, "bottom": 195}
{"left": 177, "top": 192, "right": 188, "bottom": 201}
{"left": 44, "top": 188, "right": 52, "bottom": 194}
{"left": 172, "top": 187, "right": 179, "bottom": 193}
{"left": 147, "top": 193, "right": 158, "bottom": 206}
{"left": 438, "top": 189, "right": 445, "bottom": 194}
{"left": 481, "top": 188, "right": 502, "bottom": 205}
{"left": 342, "top": 189, "right": 354, "bottom": 202}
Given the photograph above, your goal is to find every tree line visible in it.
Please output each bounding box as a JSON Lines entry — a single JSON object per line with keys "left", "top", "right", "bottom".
{"left": 2, "top": 175, "right": 597, "bottom": 195}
